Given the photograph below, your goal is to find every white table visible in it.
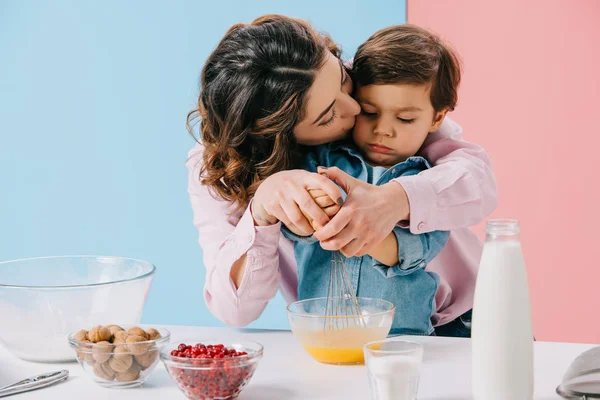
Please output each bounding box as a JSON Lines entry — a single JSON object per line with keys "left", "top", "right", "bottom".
{"left": 0, "top": 325, "right": 593, "bottom": 399}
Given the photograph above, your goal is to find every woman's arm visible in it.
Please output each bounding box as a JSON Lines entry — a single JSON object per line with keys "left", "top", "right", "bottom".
{"left": 314, "top": 117, "right": 497, "bottom": 256}
{"left": 187, "top": 143, "right": 343, "bottom": 326}
{"left": 187, "top": 144, "right": 282, "bottom": 327}
{"left": 394, "top": 117, "right": 498, "bottom": 233}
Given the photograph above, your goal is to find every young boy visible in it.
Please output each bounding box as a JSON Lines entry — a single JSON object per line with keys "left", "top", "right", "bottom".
{"left": 283, "top": 24, "right": 461, "bottom": 335}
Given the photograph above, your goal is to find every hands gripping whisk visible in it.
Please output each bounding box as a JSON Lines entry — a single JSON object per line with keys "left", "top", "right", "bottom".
{"left": 324, "top": 251, "right": 366, "bottom": 331}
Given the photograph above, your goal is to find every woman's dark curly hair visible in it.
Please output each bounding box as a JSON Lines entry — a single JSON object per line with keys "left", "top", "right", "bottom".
{"left": 188, "top": 14, "right": 341, "bottom": 211}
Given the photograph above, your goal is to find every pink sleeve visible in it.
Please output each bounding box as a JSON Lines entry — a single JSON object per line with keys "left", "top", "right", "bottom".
{"left": 186, "top": 143, "right": 282, "bottom": 326}
{"left": 394, "top": 117, "right": 498, "bottom": 233}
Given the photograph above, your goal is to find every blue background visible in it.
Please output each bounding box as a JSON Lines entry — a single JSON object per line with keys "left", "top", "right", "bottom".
{"left": 0, "top": 0, "right": 406, "bottom": 329}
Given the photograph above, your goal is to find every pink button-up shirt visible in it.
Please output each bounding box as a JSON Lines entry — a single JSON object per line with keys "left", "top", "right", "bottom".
{"left": 186, "top": 117, "right": 497, "bottom": 327}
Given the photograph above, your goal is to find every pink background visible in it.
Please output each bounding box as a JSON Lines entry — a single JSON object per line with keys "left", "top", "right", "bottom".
{"left": 408, "top": 0, "right": 600, "bottom": 343}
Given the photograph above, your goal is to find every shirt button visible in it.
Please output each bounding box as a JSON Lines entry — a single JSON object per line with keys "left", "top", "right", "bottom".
{"left": 418, "top": 222, "right": 426, "bottom": 231}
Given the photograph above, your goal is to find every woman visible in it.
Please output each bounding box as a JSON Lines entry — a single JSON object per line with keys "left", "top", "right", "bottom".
{"left": 186, "top": 15, "right": 496, "bottom": 335}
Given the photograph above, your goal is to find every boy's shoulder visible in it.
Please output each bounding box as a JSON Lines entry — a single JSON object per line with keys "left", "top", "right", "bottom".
{"left": 398, "top": 156, "right": 432, "bottom": 169}
{"left": 316, "top": 138, "right": 357, "bottom": 153}
{"left": 304, "top": 138, "right": 360, "bottom": 160}
{"left": 388, "top": 156, "right": 433, "bottom": 178}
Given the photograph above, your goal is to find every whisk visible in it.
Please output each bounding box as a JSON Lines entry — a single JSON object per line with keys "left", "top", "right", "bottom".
{"left": 324, "top": 251, "right": 366, "bottom": 331}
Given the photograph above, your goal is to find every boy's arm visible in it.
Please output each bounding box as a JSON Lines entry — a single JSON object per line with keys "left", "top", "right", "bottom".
{"left": 367, "top": 159, "right": 450, "bottom": 276}
{"left": 366, "top": 232, "right": 399, "bottom": 266}
{"left": 370, "top": 228, "right": 450, "bottom": 278}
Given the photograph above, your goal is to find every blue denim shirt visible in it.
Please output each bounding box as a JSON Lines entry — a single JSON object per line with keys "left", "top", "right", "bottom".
{"left": 283, "top": 140, "right": 450, "bottom": 335}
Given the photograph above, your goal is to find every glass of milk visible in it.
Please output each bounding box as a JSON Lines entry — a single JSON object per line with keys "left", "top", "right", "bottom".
{"left": 364, "top": 339, "right": 423, "bottom": 400}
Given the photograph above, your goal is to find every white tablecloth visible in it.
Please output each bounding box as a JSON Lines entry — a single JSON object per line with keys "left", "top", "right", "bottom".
{"left": 0, "top": 325, "right": 593, "bottom": 399}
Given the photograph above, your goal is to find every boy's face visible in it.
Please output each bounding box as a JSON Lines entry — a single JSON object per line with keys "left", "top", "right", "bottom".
{"left": 353, "top": 83, "right": 447, "bottom": 167}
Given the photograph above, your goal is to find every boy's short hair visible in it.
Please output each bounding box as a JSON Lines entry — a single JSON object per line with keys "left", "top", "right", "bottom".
{"left": 352, "top": 24, "right": 461, "bottom": 112}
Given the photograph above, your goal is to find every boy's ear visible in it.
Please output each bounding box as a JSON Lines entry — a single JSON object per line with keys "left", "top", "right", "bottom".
{"left": 430, "top": 108, "right": 449, "bottom": 132}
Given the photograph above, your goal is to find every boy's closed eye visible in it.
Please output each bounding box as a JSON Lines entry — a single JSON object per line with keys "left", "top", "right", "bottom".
{"left": 361, "top": 109, "right": 376, "bottom": 117}
{"left": 360, "top": 108, "right": 415, "bottom": 124}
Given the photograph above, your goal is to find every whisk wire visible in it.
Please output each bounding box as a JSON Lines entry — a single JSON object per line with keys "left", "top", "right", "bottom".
{"left": 324, "top": 251, "right": 365, "bottom": 331}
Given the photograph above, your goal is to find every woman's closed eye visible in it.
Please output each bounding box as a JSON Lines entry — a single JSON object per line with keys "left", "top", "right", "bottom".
{"left": 319, "top": 108, "right": 337, "bottom": 127}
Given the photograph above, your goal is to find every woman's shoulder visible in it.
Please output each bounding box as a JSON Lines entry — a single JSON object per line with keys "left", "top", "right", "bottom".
{"left": 186, "top": 141, "right": 204, "bottom": 163}
{"left": 185, "top": 141, "right": 208, "bottom": 176}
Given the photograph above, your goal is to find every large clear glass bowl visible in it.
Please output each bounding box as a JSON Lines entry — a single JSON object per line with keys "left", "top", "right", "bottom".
{"left": 0, "top": 256, "right": 155, "bottom": 362}
{"left": 287, "top": 297, "right": 395, "bottom": 365}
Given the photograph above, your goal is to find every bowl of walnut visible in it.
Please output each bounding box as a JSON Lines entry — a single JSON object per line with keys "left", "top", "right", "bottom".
{"left": 68, "top": 324, "right": 170, "bottom": 388}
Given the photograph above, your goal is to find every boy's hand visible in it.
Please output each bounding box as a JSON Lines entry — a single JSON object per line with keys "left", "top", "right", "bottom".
{"left": 302, "top": 189, "right": 341, "bottom": 230}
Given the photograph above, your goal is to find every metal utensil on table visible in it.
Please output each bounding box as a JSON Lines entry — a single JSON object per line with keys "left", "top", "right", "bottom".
{"left": 0, "top": 370, "right": 69, "bottom": 398}
{"left": 557, "top": 346, "right": 600, "bottom": 399}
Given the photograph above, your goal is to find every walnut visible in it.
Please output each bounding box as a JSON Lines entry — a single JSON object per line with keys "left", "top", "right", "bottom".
{"left": 106, "top": 324, "right": 125, "bottom": 336}
{"left": 115, "top": 361, "right": 141, "bottom": 382}
{"left": 88, "top": 326, "right": 112, "bottom": 343}
{"left": 145, "top": 328, "right": 161, "bottom": 340}
{"left": 76, "top": 339, "right": 95, "bottom": 365}
{"left": 134, "top": 349, "right": 158, "bottom": 370}
{"left": 108, "top": 345, "right": 133, "bottom": 372}
{"left": 92, "top": 341, "right": 113, "bottom": 363}
{"left": 125, "top": 335, "right": 149, "bottom": 355}
{"left": 93, "top": 362, "right": 115, "bottom": 381}
{"left": 73, "top": 329, "right": 88, "bottom": 342}
{"left": 126, "top": 327, "right": 148, "bottom": 340}
{"left": 113, "top": 331, "right": 128, "bottom": 344}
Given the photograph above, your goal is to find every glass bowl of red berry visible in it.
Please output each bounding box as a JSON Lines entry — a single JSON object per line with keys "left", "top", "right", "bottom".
{"left": 160, "top": 339, "right": 263, "bottom": 400}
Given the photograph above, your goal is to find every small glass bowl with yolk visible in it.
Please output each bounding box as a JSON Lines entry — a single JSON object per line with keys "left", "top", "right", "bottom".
{"left": 287, "top": 297, "right": 394, "bottom": 365}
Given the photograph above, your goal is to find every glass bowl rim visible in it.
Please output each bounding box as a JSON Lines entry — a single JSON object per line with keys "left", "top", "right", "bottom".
{"left": 68, "top": 326, "right": 171, "bottom": 350}
{"left": 159, "top": 338, "right": 264, "bottom": 367}
{"left": 363, "top": 338, "right": 423, "bottom": 355}
{"left": 286, "top": 296, "right": 395, "bottom": 319}
{"left": 0, "top": 255, "right": 156, "bottom": 289}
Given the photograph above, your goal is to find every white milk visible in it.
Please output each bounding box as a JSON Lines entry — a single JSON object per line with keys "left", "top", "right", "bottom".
{"left": 367, "top": 355, "right": 420, "bottom": 400}
{"left": 472, "top": 220, "right": 534, "bottom": 400}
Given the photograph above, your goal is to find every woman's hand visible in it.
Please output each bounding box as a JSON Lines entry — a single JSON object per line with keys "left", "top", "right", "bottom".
{"left": 304, "top": 189, "right": 341, "bottom": 228}
{"left": 251, "top": 170, "right": 344, "bottom": 236}
{"left": 313, "top": 166, "right": 410, "bottom": 257}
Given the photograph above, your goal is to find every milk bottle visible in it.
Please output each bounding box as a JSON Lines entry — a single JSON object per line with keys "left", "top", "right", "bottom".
{"left": 472, "top": 219, "right": 534, "bottom": 400}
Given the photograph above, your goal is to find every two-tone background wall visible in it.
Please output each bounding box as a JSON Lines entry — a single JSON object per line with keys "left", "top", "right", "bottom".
{"left": 408, "top": 0, "right": 600, "bottom": 343}
{"left": 1, "top": 0, "right": 598, "bottom": 343}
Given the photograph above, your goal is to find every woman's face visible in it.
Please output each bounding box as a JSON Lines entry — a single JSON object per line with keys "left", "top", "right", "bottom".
{"left": 293, "top": 53, "right": 361, "bottom": 146}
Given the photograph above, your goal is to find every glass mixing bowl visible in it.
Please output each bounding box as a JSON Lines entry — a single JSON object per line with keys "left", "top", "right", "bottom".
{"left": 287, "top": 297, "right": 395, "bottom": 365}
{"left": 68, "top": 326, "right": 170, "bottom": 388}
{"left": 161, "top": 338, "right": 263, "bottom": 400}
{"left": 0, "top": 256, "right": 155, "bottom": 362}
